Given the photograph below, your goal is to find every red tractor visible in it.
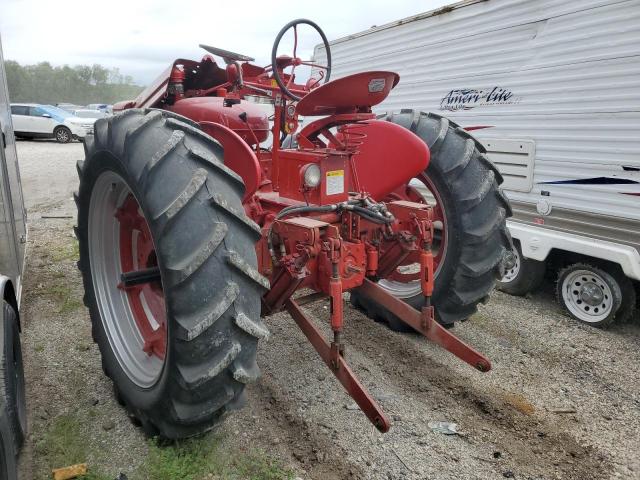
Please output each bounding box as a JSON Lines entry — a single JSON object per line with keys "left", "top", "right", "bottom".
{"left": 75, "top": 19, "right": 511, "bottom": 438}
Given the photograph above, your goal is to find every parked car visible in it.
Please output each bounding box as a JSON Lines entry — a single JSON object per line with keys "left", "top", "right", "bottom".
{"left": 10, "top": 103, "right": 94, "bottom": 143}
{"left": 86, "top": 103, "right": 111, "bottom": 114}
{"left": 72, "top": 108, "right": 108, "bottom": 119}
{"left": 0, "top": 34, "right": 28, "bottom": 480}
{"left": 55, "top": 103, "right": 83, "bottom": 113}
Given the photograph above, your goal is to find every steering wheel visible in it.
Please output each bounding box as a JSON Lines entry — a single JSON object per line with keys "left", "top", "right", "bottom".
{"left": 271, "top": 19, "right": 332, "bottom": 101}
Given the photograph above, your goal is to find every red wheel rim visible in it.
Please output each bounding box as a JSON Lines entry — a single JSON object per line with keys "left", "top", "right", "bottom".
{"left": 385, "top": 173, "right": 448, "bottom": 283}
{"left": 116, "top": 194, "right": 167, "bottom": 359}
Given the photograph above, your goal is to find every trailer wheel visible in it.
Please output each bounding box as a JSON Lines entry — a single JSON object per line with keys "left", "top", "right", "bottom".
{"left": 0, "top": 301, "right": 26, "bottom": 451}
{"left": 351, "top": 111, "right": 511, "bottom": 328}
{"left": 557, "top": 262, "right": 635, "bottom": 327}
{"left": 496, "top": 241, "right": 546, "bottom": 296}
{"left": 76, "top": 109, "right": 269, "bottom": 439}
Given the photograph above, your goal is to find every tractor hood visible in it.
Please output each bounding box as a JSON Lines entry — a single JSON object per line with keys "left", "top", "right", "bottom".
{"left": 168, "top": 97, "right": 269, "bottom": 146}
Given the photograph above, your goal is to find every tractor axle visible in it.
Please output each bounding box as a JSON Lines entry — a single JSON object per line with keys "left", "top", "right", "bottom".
{"left": 120, "top": 267, "right": 161, "bottom": 288}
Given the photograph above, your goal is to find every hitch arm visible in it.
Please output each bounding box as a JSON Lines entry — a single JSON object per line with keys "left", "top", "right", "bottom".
{"left": 357, "top": 279, "right": 491, "bottom": 372}
{"left": 285, "top": 299, "right": 391, "bottom": 432}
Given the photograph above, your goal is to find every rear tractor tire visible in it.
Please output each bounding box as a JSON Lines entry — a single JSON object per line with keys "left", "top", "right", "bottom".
{"left": 351, "top": 110, "right": 512, "bottom": 329}
{"left": 76, "top": 109, "right": 269, "bottom": 439}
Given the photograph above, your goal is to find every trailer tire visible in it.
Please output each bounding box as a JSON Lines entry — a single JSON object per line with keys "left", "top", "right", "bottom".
{"left": 351, "top": 111, "right": 511, "bottom": 328}
{"left": 615, "top": 271, "right": 637, "bottom": 323}
{"left": 557, "top": 263, "right": 622, "bottom": 327}
{"left": 76, "top": 109, "right": 269, "bottom": 439}
{"left": 496, "top": 240, "right": 546, "bottom": 296}
{"left": 557, "top": 262, "right": 635, "bottom": 326}
{"left": 0, "top": 301, "right": 26, "bottom": 451}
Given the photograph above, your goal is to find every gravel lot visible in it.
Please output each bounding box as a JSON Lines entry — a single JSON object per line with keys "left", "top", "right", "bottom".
{"left": 14, "top": 139, "right": 640, "bottom": 479}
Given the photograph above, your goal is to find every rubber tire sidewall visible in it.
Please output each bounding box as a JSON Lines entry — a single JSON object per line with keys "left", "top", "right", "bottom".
{"left": 606, "top": 266, "right": 637, "bottom": 323}
{"left": 78, "top": 154, "right": 172, "bottom": 413}
{"left": 0, "top": 301, "right": 26, "bottom": 450}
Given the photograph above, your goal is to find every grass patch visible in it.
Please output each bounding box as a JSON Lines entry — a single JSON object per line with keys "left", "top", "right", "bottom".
{"left": 41, "top": 284, "right": 83, "bottom": 314}
{"left": 35, "top": 414, "right": 110, "bottom": 480}
{"left": 140, "top": 435, "right": 293, "bottom": 480}
{"left": 50, "top": 238, "right": 80, "bottom": 262}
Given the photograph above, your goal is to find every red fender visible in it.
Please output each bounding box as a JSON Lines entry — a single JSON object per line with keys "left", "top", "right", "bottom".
{"left": 198, "top": 121, "right": 261, "bottom": 201}
{"left": 348, "top": 120, "right": 430, "bottom": 200}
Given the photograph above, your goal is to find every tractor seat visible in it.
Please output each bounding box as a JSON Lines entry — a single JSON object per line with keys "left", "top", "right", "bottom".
{"left": 296, "top": 71, "right": 400, "bottom": 116}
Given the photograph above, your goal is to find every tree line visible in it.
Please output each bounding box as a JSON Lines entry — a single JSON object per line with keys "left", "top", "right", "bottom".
{"left": 4, "top": 60, "right": 144, "bottom": 105}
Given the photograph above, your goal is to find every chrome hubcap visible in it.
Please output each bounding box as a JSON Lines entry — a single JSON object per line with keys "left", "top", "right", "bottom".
{"left": 562, "top": 269, "right": 613, "bottom": 323}
{"left": 501, "top": 249, "right": 520, "bottom": 283}
{"left": 580, "top": 282, "right": 604, "bottom": 306}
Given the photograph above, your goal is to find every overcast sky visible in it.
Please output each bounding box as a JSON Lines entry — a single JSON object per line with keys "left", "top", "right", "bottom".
{"left": 1, "top": 0, "right": 451, "bottom": 85}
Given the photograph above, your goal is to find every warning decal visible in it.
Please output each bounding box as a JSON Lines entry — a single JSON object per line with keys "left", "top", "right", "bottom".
{"left": 326, "top": 170, "right": 345, "bottom": 196}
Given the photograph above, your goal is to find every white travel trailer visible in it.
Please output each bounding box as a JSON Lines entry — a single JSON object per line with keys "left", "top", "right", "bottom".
{"left": 0, "top": 34, "right": 28, "bottom": 480}
{"left": 315, "top": 0, "right": 640, "bottom": 326}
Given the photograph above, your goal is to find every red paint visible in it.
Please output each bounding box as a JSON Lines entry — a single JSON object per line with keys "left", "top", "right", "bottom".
{"left": 276, "top": 149, "right": 349, "bottom": 205}
{"left": 116, "top": 195, "right": 166, "bottom": 359}
{"left": 286, "top": 299, "right": 391, "bottom": 432}
{"left": 464, "top": 125, "right": 494, "bottom": 131}
{"left": 345, "top": 120, "right": 430, "bottom": 200}
{"left": 114, "top": 20, "right": 492, "bottom": 433}
{"left": 295, "top": 71, "right": 399, "bottom": 116}
{"left": 198, "top": 121, "right": 262, "bottom": 201}
{"left": 169, "top": 97, "right": 269, "bottom": 145}
{"left": 358, "top": 278, "right": 491, "bottom": 372}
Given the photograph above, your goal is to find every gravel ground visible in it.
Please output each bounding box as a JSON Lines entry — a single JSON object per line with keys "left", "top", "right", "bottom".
{"left": 14, "top": 139, "right": 640, "bottom": 479}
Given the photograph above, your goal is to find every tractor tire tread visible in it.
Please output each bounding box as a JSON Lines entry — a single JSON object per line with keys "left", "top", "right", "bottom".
{"left": 76, "top": 109, "right": 265, "bottom": 439}
{"left": 165, "top": 222, "right": 228, "bottom": 285}
{"left": 352, "top": 110, "right": 511, "bottom": 327}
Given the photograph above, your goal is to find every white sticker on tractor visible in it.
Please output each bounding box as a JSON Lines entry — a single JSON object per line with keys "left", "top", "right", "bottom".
{"left": 326, "top": 170, "right": 345, "bottom": 196}
{"left": 368, "top": 78, "right": 386, "bottom": 93}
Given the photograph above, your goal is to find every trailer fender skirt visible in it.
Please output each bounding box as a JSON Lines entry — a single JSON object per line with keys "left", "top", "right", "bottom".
{"left": 508, "top": 221, "right": 640, "bottom": 281}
